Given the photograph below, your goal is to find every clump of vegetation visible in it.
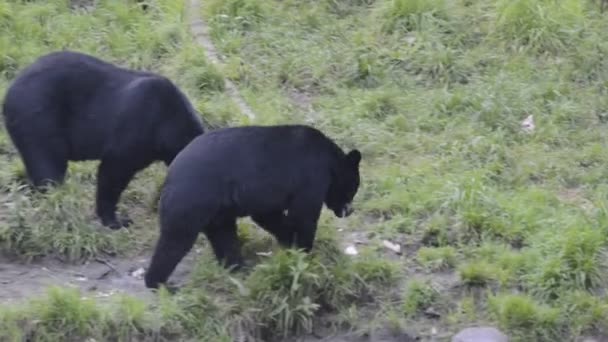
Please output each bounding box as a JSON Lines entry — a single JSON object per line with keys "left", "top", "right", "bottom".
{"left": 458, "top": 260, "right": 497, "bottom": 287}
{"left": 240, "top": 229, "right": 399, "bottom": 339}
{"left": 494, "top": 0, "right": 585, "bottom": 52}
{"left": 381, "top": 0, "right": 447, "bottom": 32}
{"left": 489, "top": 293, "right": 562, "bottom": 341}
{"left": 205, "top": 0, "right": 269, "bottom": 32}
{"left": 402, "top": 279, "right": 439, "bottom": 317}
{"left": 0, "top": 180, "right": 132, "bottom": 262}
{"left": 417, "top": 246, "right": 457, "bottom": 271}
{"left": 525, "top": 226, "right": 608, "bottom": 300}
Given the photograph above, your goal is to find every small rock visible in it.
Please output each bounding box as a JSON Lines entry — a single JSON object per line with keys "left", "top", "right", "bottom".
{"left": 424, "top": 307, "right": 441, "bottom": 319}
{"left": 95, "top": 290, "right": 117, "bottom": 298}
{"left": 382, "top": 240, "right": 402, "bottom": 254}
{"left": 130, "top": 267, "right": 145, "bottom": 279}
{"left": 452, "top": 327, "right": 508, "bottom": 342}
{"left": 344, "top": 245, "right": 358, "bottom": 256}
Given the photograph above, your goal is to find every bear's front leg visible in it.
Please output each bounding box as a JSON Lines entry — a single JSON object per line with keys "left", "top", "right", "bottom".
{"left": 251, "top": 211, "right": 295, "bottom": 247}
{"left": 96, "top": 156, "right": 149, "bottom": 229}
{"left": 286, "top": 195, "right": 324, "bottom": 253}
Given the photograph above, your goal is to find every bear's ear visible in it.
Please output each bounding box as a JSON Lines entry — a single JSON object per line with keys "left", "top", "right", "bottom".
{"left": 346, "top": 149, "right": 361, "bottom": 167}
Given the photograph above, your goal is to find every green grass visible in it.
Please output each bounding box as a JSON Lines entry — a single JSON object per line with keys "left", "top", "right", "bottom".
{"left": 200, "top": 0, "right": 608, "bottom": 339}
{"left": 4, "top": 0, "right": 608, "bottom": 340}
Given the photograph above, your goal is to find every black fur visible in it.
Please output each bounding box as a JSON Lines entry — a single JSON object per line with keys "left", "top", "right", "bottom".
{"left": 144, "top": 124, "right": 361, "bottom": 289}
{"left": 2, "top": 50, "right": 205, "bottom": 229}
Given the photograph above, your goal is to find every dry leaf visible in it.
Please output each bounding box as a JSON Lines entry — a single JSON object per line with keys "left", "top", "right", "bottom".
{"left": 521, "top": 114, "right": 535, "bottom": 133}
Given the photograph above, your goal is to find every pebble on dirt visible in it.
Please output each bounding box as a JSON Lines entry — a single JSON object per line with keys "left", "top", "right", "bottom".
{"left": 344, "top": 245, "right": 358, "bottom": 256}
{"left": 452, "top": 327, "right": 508, "bottom": 342}
{"left": 130, "top": 267, "right": 145, "bottom": 279}
{"left": 382, "top": 240, "right": 402, "bottom": 254}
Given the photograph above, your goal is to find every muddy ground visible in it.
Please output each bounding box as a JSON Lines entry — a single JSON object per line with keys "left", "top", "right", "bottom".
{"left": 0, "top": 249, "right": 201, "bottom": 305}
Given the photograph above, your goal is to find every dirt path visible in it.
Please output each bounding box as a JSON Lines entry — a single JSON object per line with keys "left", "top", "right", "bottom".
{"left": 187, "top": 0, "right": 256, "bottom": 121}
{"left": 0, "top": 250, "right": 202, "bottom": 305}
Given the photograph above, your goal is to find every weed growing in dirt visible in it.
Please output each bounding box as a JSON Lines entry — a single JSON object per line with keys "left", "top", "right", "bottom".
{"left": 402, "top": 279, "right": 439, "bottom": 317}
{"left": 417, "top": 246, "right": 457, "bottom": 271}
{"left": 0, "top": 180, "right": 132, "bottom": 262}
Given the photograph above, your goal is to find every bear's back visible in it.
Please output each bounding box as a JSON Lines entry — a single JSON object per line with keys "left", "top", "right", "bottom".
{"left": 166, "top": 125, "right": 343, "bottom": 187}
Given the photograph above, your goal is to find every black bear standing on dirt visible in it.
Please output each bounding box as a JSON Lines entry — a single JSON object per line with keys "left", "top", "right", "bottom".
{"left": 144, "top": 124, "right": 362, "bottom": 289}
{"left": 2, "top": 51, "right": 205, "bottom": 229}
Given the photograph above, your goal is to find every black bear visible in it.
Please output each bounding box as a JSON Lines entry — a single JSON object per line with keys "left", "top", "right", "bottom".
{"left": 144, "top": 124, "right": 362, "bottom": 289}
{"left": 2, "top": 50, "right": 205, "bottom": 229}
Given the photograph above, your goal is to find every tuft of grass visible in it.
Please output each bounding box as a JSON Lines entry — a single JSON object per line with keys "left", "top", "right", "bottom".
{"left": 205, "top": 0, "right": 269, "bottom": 32}
{"left": 494, "top": 0, "right": 585, "bottom": 53}
{"left": 524, "top": 226, "right": 608, "bottom": 301}
{"left": 326, "top": 0, "right": 377, "bottom": 17}
{"left": 458, "top": 260, "right": 497, "bottom": 287}
{"left": 0, "top": 286, "right": 230, "bottom": 341}
{"left": 242, "top": 232, "right": 399, "bottom": 339}
{"left": 489, "top": 293, "right": 562, "bottom": 341}
{"left": 557, "top": 290, "right": 608, "bottom": 337}
{"left": 0, "top": 181, "right": 133, "bottom": 262}
{"left": 381, "top": 0, "right": 447, "bottom": 33}
{"left": 246, "top": 249, "right": 323, "bottom": 338}
{"left": 164, "top": 44, "right": 226, "bottom": 94}
{"left": 31, "top": 287, "right": 101, "bottom": 340}
{"left": 402, "top": 279, "right": 439, "bottom": 317}
{"left": 416, "top": 246, "right": 457, "bottom": 271}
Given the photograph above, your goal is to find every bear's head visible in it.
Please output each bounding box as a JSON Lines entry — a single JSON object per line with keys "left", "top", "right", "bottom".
{"left": 325, "top": 149, "right": 362, "bottom": 218}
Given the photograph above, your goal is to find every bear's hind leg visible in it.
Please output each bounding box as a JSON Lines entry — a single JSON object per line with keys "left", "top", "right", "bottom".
{"left": 144, "top": 227, "right": 199, "bottom": 289}
{"left": 18, "top": 137, "right": 68, "bottom": 190}
{"left": 205, "top": 216, "right": 244, "bottom": 270}
{"left": 96, "top": 155, "right": 151, "bottom": 229}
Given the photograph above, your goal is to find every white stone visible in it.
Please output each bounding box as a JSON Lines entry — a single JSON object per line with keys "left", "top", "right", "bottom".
{"left": 452, "top": 327, "right": 508, "bottom": 342}
{"left": 382, "top": 240, "right": 401, "bottom": 254}
{"left": 344, "top": 245, "right": 358, "bottom": 256}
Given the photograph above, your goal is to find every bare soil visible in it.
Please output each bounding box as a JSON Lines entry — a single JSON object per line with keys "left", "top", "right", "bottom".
{"left": 0, "top": 250, "right": 200, "bottom": 306}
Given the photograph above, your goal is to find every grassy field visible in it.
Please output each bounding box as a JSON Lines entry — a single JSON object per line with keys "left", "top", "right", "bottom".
{"left": 2, "top": 0, "right": 608, "bottom": 341}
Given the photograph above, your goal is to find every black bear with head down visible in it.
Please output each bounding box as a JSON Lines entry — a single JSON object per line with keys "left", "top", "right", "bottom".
{"left": 2, "top": 51, "right": 205, "bottom": 229}
{"left": 144, "top": 124, "right": 362, "bottom": 289}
